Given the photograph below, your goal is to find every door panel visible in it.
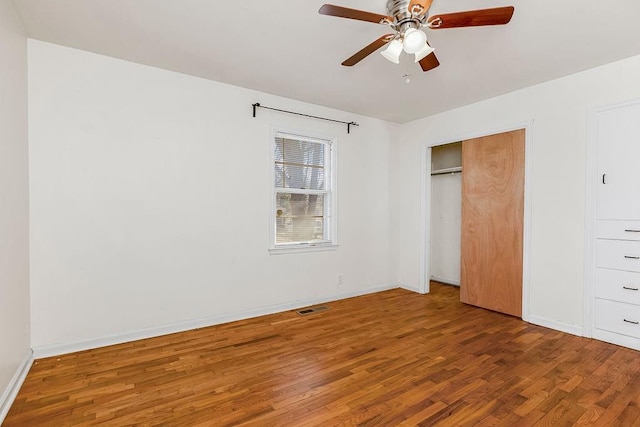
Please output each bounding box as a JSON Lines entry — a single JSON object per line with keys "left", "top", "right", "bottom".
{"left": 597, "top": 104, "right": 640, "bottom": 220}
{"left": 460, "top": 129, "right": 525, "bottom": 317}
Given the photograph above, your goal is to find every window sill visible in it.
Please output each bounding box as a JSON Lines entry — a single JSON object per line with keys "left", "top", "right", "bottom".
{"left": 269, "top": 243, "right": 339, "bottom": 255}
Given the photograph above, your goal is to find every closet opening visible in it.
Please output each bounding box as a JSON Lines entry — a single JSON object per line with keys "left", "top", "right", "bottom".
{"left": 425, "top": 129, "right": 527, "bottom": 318}
{"left": 429, "top": 142, "right": 462, "bottom": 287}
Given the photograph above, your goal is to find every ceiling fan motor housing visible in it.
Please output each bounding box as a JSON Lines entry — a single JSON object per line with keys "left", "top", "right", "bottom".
{"left": 386, "top": 0, "right": 412, "bottom": 21}
{"left": 386, "top": 0, "right": 426, "bottom": 34}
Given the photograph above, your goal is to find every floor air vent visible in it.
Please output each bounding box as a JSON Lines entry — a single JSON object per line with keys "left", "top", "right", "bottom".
{"left": 296, "top": 305, "right": 329, "bottom": 316}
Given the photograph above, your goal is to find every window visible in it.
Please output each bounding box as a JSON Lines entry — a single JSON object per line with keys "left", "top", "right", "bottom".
{"left": 270, "top": 130, "right": 336, "bottom": 252}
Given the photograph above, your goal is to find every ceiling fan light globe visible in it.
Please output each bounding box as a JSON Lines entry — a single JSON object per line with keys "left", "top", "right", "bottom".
{"left": 414, "top": 42, "right": 435, "bottom": 62}
{"left": 403, "top": 28, "right": 427, "bottom": 54}
{"left": 380, "top": 39, "right": 403, "bottom": 64}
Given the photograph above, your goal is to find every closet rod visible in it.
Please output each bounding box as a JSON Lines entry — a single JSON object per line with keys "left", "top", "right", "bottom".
{"left": 431, "top": 169, "right": 462, "bottom": 176}
{"left": 252, "top": 103, "right": 359, "bottom": 134}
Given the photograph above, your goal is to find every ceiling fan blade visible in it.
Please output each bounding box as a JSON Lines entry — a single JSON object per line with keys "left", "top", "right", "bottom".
{"left": 408, "top": 0, "right": 433, "bottom": 15}
{"left": 428, "top": 6, "right": 514, "bottom": 29}
{"left": 319, "top": 4, "right": 392, "bottom": 24}
{"left": 342, "top": 35, "right": 394, "bottom": 66}
{"left": 419, "top": 52, "right": 440, "bottom": 72}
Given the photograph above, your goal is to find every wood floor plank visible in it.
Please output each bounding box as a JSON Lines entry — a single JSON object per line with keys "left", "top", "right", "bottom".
{"left": 5, "top": 282, "right": 640, "bottom": 425}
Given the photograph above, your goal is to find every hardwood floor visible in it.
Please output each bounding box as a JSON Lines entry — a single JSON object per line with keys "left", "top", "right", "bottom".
{"left": 6, "top": 282, "right": 640, "bottom": 426}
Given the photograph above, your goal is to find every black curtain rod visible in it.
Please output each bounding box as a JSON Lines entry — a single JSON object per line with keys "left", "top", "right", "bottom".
{"left": 252, "top": 103, "right": 359, "bottom": 134}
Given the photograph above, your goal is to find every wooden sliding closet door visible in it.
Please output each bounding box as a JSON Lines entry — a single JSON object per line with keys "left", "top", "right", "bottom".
{"left": 460, "top": 129, "right": 525, "bottom": 317}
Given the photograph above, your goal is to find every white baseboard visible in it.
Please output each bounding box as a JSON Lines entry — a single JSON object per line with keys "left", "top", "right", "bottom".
{"left": 592, "top": 329, "right": 640, "bottom": 351}
{"left": 528, "top": 314, "right": 584, "bottom": 337}
{"left": 0, "top": 349, "right": 34, "bottom": 424}
{"left": 33, "top": 284, "right": 398, "bottom": 359}
{"left": 399, "top": 287, "right": 583, "bottom": 338}
{"left": 400, "top": 284, "right": 420, "bottom": 293}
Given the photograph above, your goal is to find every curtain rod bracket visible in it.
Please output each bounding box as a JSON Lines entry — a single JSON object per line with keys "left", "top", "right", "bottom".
{"left": 252, "top": 102, "right": 358, "bottom": 134}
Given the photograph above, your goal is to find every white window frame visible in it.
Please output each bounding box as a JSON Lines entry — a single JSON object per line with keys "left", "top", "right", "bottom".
{"left": 269, "top": 128, "right": 338, "bottom": 254}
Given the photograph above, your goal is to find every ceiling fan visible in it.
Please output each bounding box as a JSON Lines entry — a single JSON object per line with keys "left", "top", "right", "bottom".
{"left": 319, "top": 0, "right": 514, "bottom": 72}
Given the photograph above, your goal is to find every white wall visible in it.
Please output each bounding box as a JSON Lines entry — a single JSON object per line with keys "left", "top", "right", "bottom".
{"left": 28, "top": 40, "right": 395, "bottom": 353}
{"left": 28, "top": 32, "right": 640, "bottom": 357}
{"left": 430, "top": 173, "right": 461, "bottom": 285}
{"left": 391, "top": 53, "right": 640, "bottom": 331}
{"left": 0, "top": 0, "right": 31, "bottom": 419}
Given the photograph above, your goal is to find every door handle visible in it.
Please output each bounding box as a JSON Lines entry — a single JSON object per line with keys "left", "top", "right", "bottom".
{"left": 624, "top": 319, "right": 639, "bottom": 325}
{"left": 625, "top": 229, "right": 640, "bottom": 233}
{"left": 624, "top": 255, "right": 640, "bottom": 260}
{"left": 623, "top": 286, "right": 639, "bottom": 291}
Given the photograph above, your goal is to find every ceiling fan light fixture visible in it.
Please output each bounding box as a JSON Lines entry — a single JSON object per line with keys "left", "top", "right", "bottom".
{"left": 414, "top": 42, "right": 435, "bottom": 62}
{"left": 403, "top": 28, "right": 427, "bottom": 54}
{"left": 380, "top": 39, "right": 403, "bottom": 64}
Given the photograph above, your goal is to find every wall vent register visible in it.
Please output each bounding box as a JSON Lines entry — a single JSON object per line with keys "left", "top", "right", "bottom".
{"left": 296, "top": 305, "right": 329, "bottom": 316}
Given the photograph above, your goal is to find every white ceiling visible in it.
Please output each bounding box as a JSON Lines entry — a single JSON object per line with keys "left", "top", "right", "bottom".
{"left": 12, "top": 0, "right": 640, "bottom": 123}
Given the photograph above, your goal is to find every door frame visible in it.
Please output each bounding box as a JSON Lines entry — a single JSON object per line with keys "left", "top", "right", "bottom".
{"left": 419, "top": 121, "right": 534, "bottom": 322}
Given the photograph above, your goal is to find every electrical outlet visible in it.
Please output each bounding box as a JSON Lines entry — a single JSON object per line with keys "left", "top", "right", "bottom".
{"left": 337, "top": 274, "right": 343, "bottom": 286}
